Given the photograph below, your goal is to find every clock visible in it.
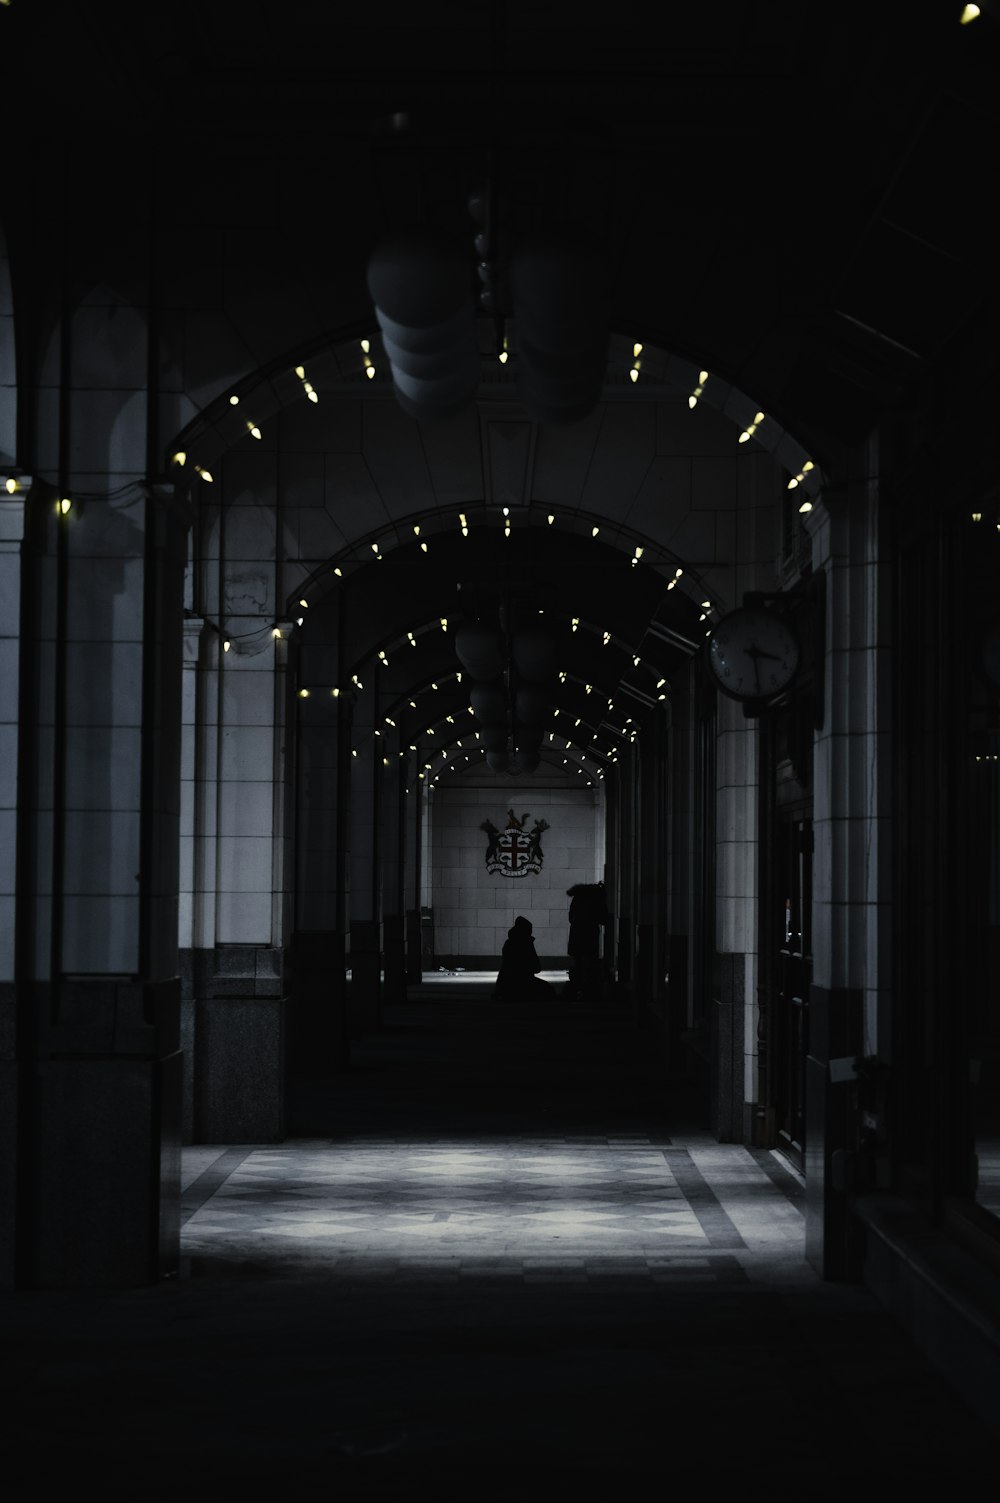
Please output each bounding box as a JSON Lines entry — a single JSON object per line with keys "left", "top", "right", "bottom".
{"left": 706, "top": 605, "right": 800, "bottom": 702}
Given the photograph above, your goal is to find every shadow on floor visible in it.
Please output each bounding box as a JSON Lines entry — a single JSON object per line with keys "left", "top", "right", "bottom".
{"left": 4, "top": 983, "right": 997, "bottom": 1495}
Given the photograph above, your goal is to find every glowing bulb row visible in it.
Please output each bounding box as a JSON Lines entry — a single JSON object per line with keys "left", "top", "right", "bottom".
{"left": 738, "top": 412, "right": 765, "bottom": 444}
{"left": 688, "top": 370, "right": 710, "bottom": 409}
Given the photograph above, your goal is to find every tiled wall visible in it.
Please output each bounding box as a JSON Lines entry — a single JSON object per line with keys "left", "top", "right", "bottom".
{"left": 429, "top": 780, "right": 602, "bottom": 962}
{"left": 807, "top": 476, "right": 891, "bottom": 1058}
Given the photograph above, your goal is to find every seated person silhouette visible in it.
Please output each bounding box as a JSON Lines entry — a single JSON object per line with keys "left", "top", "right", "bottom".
{"left": 495, "top": 916, "right": 553, "bottom": 1002}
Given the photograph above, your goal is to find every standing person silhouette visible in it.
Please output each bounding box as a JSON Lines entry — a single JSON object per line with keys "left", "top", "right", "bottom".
{"left": 565, "top": 883, "right": 608, "bottom": 1001}
{"left": 495, "top": 916, "right": 553, "bottom": 1002}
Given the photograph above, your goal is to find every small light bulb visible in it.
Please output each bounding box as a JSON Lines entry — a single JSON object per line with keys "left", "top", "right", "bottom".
{"left": 366, "top": 365, "right": 376, "bottom": 380}
{"left": 420, "top": 542, "right": 428, "bottom": 552}
{"left": 5, "top": 477, "right": 17, "bottom": 494}
{"left": 194, "top": 466, "right": 213, "bottom": 483}
{"left": 230, "top": 394, "right": 239, "bottom": 406}
{"left": 592, "top": 526, "right": 600, "bottom": 537}
{"left": 972, "top": 511, "right": 983, "bottom": 522}
{"left": 273, "top": 628, "right": 282, "bottom": 639}
{"left": 294, "top": 365, "right": 305, "bottom": 378}
{"left": 248, "top": 423, "right": 262, "bottom": 440}
{"left": 223, "top": 640, "right": 231, "bottom": 652}
{"left": 59, "top": 497, "right": 72, "bottom": 515}
{"left": 547, "top": 515, "right": 554, "bottom": 525}
{"left": 798, "top": 500, "right": 814, "bottom": 514}
{"left": 633, "top": 342, "right": 642, "bottom": 357}
{"left": 299, "top": 688, "right": 310, "bottom": 698}
{"left": 361, "top": 339, "right": 370, "bottom": 354}
{"left": 629, "top": 368, "right": 639, "bottom": 383}
{"left": 499, "top": 350, "right": 508, "bottom": 364}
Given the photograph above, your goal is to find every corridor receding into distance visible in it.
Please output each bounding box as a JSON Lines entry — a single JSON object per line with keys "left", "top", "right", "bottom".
{"left": 182, "top": 975, "right": 804, "bottom": 1284}
{"left": 10, "top": 974, "right": 989, "bottom": 1495}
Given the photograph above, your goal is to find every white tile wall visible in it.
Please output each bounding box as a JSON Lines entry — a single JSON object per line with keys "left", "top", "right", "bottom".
{"left": 429, "top": 779, "right": 602, "bottom": 958}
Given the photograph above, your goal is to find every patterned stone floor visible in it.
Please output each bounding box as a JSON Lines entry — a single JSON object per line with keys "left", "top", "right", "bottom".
{"left": 5, "top": 982, "right": 998, "bottom": 1495}
{"left": 181, "top": 1137, "right": 806, "bottom": 1285}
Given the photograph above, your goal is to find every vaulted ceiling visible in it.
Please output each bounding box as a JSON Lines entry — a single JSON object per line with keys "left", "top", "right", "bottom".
{"left": 7, "top": 1, "right": 996, "bottom": 468}
{"left": 4, "top": 1, "right": 996, "bottom": 779}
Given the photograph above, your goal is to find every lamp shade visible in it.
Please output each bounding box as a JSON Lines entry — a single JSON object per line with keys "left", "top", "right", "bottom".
{"left": 469, "top": 680, "right": 507, "bottom": 725}
{"left": 514, "top": 682, "right": 548, "bottom": 724}
{"left": 511, "top": 625, "right": 556, "bottom": 682}
{"left": 391, "top": 356, "right": 481, "bottom": 411}
{"left": 455, "top": 620, "right": 506, "bottom": 680}
{"left": 376, "top": 302, "right": 475, "bottom": 354}
{"left": 367, "top": 230, "right": 472, "bottom": 327}
{"left": 368, "top": 229, "right": 480, "bottom": 420}
{"left": 511, "top": 233, "right": 610, "bottom": 424}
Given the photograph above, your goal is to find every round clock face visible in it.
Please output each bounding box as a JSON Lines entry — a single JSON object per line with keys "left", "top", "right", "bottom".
{"left": 706, "top": 606, "right": 800, "bottom": 701}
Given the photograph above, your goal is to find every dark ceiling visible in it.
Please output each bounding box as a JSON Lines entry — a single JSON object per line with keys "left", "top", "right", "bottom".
{"left": 3, "top": 2, "right": 997, "bottom": 776}
{"left": 6, "top": 1, "right": 997, "bottom": 464}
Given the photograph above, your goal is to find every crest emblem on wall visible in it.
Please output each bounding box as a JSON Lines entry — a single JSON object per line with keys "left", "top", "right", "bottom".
{"left": 480, "top": 810, "right": 550, "bottom": 878}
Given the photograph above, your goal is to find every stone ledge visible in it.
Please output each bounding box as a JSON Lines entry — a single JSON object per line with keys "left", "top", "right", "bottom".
{"left": 856, "top": 1192, "right": 1000, "bottom": 1436}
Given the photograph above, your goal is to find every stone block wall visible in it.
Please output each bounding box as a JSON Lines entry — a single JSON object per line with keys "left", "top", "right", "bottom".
{"left": 429, "top": 780, "right": 602, "bottom": 964}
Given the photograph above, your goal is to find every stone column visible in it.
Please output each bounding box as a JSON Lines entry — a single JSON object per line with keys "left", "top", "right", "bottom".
{"left": 712, "top": 448, "right": 777, "bottom": 1142}
{"left": 0, "top": 493, "right": 25, "bottom": 1282}
{"left": 16, "top": 485, "right": 186, "bottom": 1286}
{"left": 291, "top": 685, "right": 350, "bottom": 1075}
{"left": 380, "top": 723, "right": 407, "bottom": 1005}
{"left": 404, "top": 746, "right": 423, "bottom": 985}
{"left": 713, "top": 694, "right": 759, "bottom": 1141}
{"left": 636, "top": 708, "right": 668, "bottom": 1014}
{"left": 191, "top": 621, "right": 287, "bottom": 1142}
{"left": 803, "top": 460, "right": 886, "bottom": 1276}
{"left": 348, "top": 672, "right": 381, "bottom": 1035}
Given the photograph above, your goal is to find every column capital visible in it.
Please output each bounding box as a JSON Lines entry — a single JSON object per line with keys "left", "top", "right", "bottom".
{"left": 0, "top": 492, "right": 28, "bottom": 545}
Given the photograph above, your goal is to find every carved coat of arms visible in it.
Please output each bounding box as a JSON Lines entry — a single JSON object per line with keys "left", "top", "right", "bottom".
{"left": 480, "top": 809, "right": 550, "bottom": 878}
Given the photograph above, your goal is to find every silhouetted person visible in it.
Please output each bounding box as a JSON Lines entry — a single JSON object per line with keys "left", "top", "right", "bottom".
{"left": 495, "top": 916, "right": 553, "bottom": 1002}
{"left": 565, "top": 883, "right": 608, "bottom": 1001}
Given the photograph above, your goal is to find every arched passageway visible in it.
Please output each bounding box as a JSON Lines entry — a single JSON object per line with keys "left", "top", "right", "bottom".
{"left": 4, "top": 4, "right": 1000, "bottom": 1467}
